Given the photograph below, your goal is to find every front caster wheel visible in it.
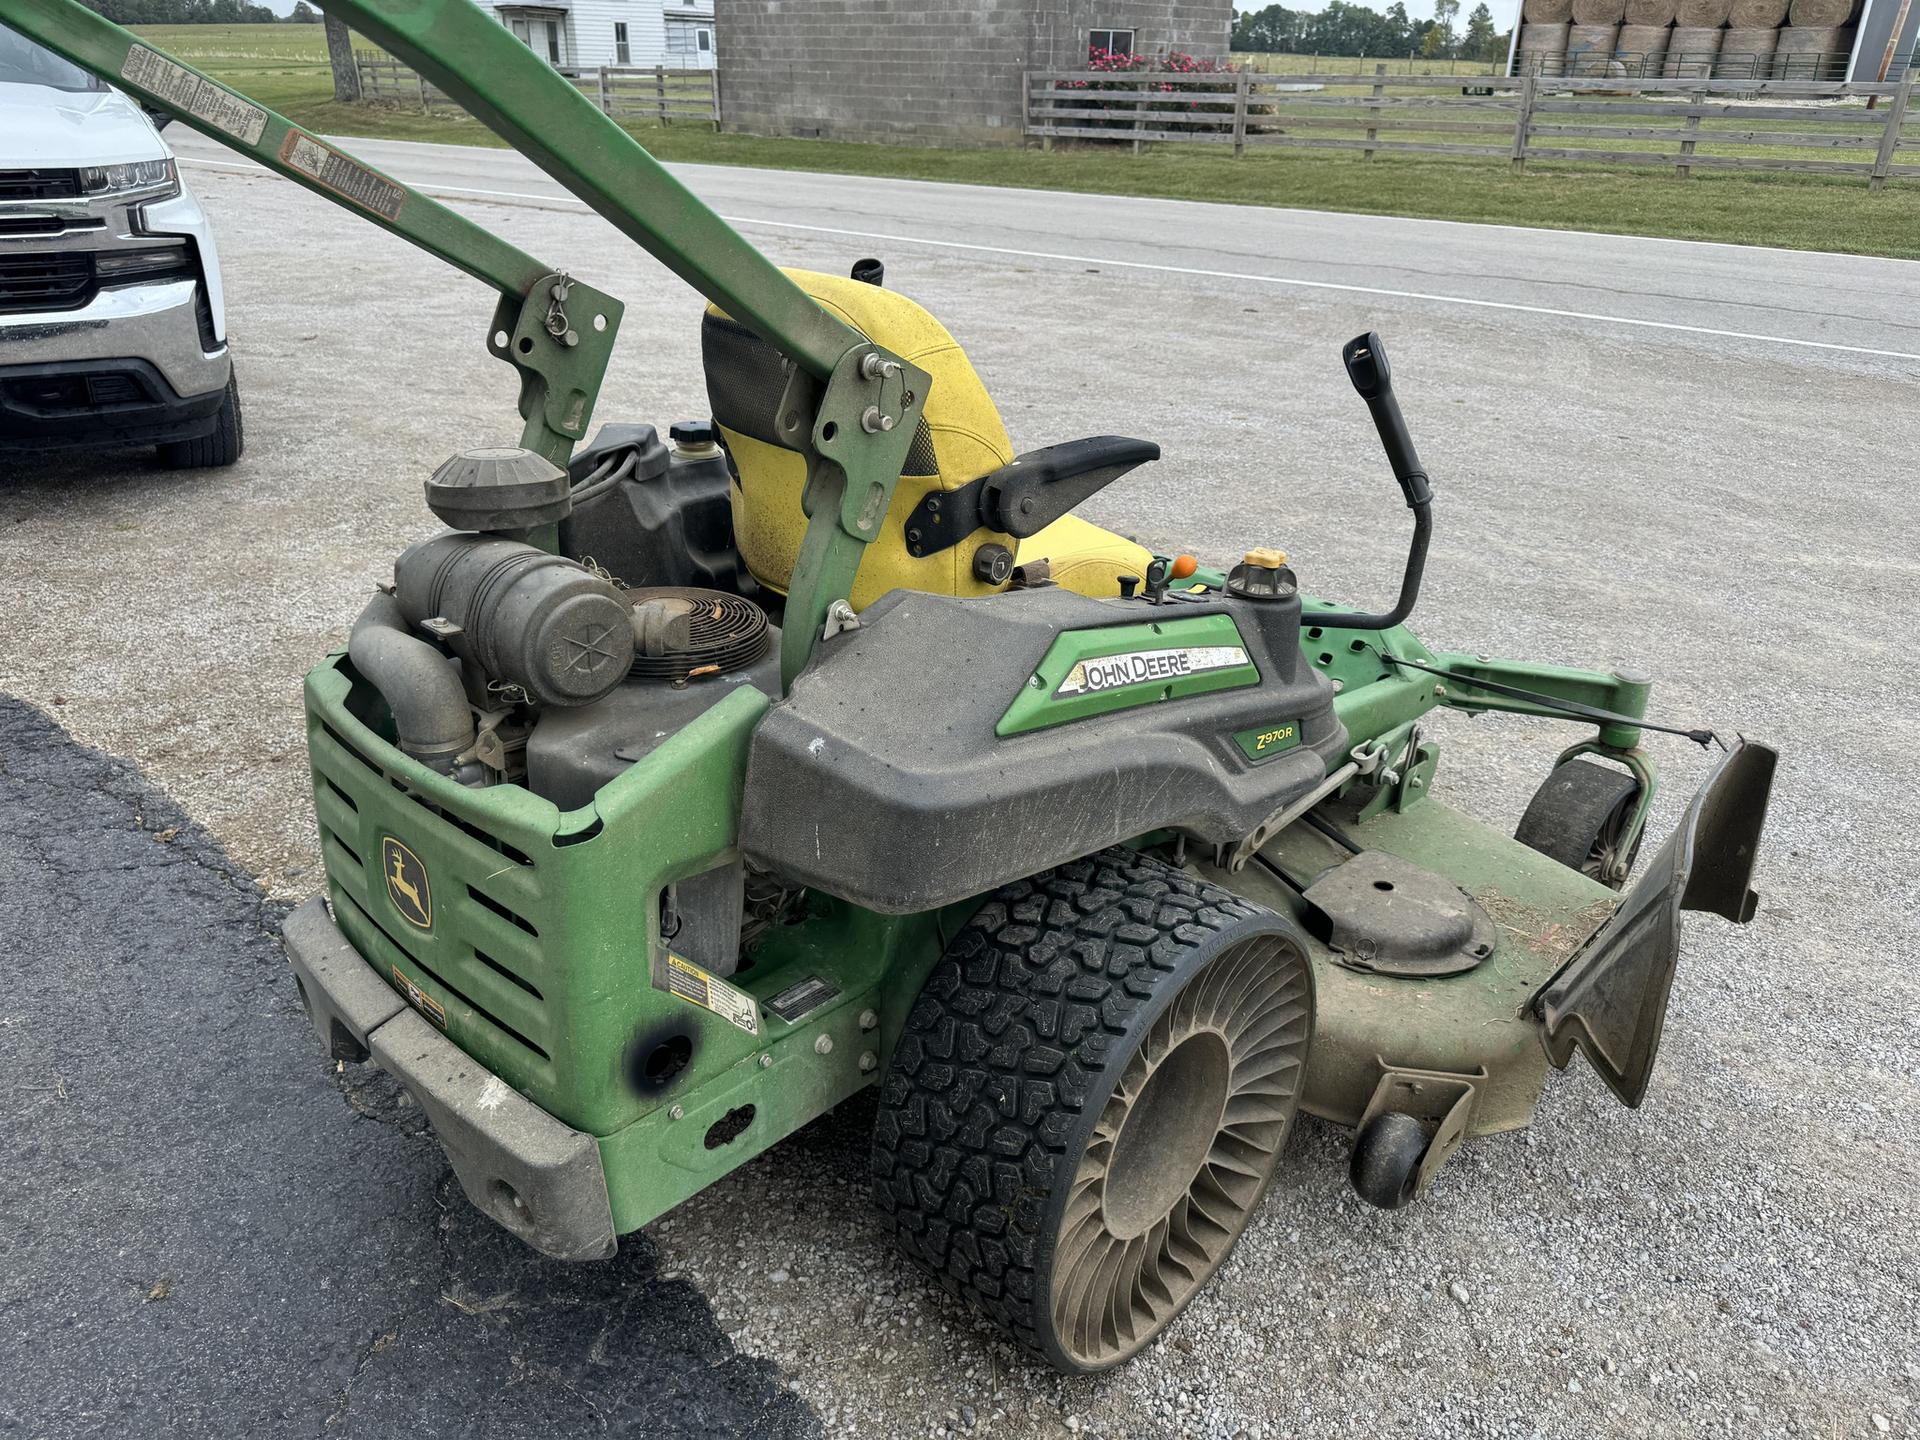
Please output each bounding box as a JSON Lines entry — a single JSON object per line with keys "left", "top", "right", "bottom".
{"left": 872, "top": 848, "right": 1315, "bottom": 1373}
{"left": 1348, "top": 1111, "right": 1429, "bottom": 1210}
{"left": 1515, "top": 758, "right": 1646, "bottom": 890}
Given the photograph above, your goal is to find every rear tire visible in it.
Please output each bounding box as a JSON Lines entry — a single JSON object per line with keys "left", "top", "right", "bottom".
{"left": 872, "top": 848, "right": 1314, "bottom": 1372}
{"left": 1515, "top": 758, "right": 1645, "bottom": 890}
{"left": 158, "top": 367, "right": 243, "bottom": 469}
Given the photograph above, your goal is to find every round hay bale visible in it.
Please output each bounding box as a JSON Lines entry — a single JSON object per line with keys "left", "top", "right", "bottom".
{"left": 1786, "top": 0, "right": 1849, "bottom": 24}
{"left": 1673, "top": 0, "right": 1732, "bottom": 24}
{"left": 1623, "top": 0, "right": 1678, "bottom": 23}
{"left": 1727, "top": 0, "right": 1788, "bottom": 23}
{"left": 1663, "top": 24, "right": 1725, "bottom": 72}
{"left": 1715, "top": 26, "right": 1780, "bottom": 74}
{"left": 1614, "top": 22, "right": 1674, "bottom": 73}
{"left": 1774, "top": 21, "right": 1850, "bottom": 74}
{"left": 1522, "top": 0, "right": 1576, "bottom": 22}
{"left": 1571, "top": 0, "right": 1627, "bottom": 23}
{"left": 1516, "top": 20, "right": 1572, "bottom": 71}
{"left": 1566, "top": 21, "right": 1623, "bottom": 72}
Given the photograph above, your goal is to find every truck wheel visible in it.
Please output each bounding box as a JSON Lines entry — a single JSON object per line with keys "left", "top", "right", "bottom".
{"left": 872, "top": 848, "right": 1314, "bottom": 1372}
{"left": 158, "top": 368, "right": 244, "bottom": 469}
{"left": 1515, "top": 758, "right": 1645, "bottom": 890}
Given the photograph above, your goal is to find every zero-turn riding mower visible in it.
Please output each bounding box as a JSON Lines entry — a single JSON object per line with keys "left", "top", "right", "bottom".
{"left": 12, "top": 0, "right": 1777, "bottom": 1373}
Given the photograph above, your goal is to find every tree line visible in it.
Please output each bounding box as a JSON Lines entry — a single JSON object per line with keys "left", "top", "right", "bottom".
{"left": 79, "top": 0, "right": 288, "bottom": 23}
{"left": 1233, "top": 1, "right": 1512, "bottom": 62}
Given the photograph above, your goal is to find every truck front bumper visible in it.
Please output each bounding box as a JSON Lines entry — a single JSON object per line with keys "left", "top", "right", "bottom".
{"left": 0, "top": 278, "right": 229, "bottom": 452}
{"left": 283, "top": 896, "right": 617, "bottom": 1261}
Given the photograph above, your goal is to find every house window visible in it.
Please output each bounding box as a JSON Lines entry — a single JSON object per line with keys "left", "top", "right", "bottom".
{"left": 504, "top": 12, "right": 568, "bottom": 68}
{"left": 666, "top": 18, "right": 710, "bottom": 55}
{"left": 698, "top": 27, "right": 711, "bottom": 52}
{"left": 614, "top": 20, "right": 630, "bottom": 64}
{"left": 1089, "top": 27, "right": 1135, "bottom": 59}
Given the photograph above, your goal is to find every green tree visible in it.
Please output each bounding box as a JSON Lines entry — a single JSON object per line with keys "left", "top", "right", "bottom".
{"left": 1462, "top": 3, "right": 1498, "bottom": 59}
{"left": 1426, "top": 0, "right": 1460, "bottom": 57}
{"left": 291, "top": 0, "right": 320, "bottom": 20}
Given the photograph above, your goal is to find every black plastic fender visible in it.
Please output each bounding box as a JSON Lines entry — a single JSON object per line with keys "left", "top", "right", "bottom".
{"left": 1534, "top": 738, "right": 1778, "bottom": 1107}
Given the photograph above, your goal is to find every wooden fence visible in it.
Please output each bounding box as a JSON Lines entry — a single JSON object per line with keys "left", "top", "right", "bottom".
{"left": 1024, "top": 69, "right": 1919, "bottom": 189}
{"left": 355, "top": 53, "right": 718, "bottom": 128}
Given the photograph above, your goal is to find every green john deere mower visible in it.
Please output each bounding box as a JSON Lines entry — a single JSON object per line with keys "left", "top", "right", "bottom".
{"left": 13, "top": 0, "right": 1777, "bottom": 1373}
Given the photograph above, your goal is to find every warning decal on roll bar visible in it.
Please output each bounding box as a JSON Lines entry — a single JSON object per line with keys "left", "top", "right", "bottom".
{"left": 279, "top": 133, "right": 407, "bottom": 222}
{"left": 122, "top": 46, "right": 267, "bottom": 145}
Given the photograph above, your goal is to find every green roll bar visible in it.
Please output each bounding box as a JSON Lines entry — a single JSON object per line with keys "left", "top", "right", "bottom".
{"left": 1, "top": 0, "right": 929, "bottom": 687}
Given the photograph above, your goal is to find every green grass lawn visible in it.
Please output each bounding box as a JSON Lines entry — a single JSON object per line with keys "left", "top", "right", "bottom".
{"left": 137, "top": 23, "right": 1920, "bottom": 260}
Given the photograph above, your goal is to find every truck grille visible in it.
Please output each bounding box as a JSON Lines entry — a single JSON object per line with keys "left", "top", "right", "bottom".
{"left": 0, "top": 169, "right": 81, "bottom": 201}
{"left": 0, "top": 252, "right": 96, "bottom": 314}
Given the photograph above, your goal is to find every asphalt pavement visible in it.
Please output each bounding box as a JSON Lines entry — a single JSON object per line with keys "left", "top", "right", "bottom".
{"left": 2, "top": 139, "right": 1917, "bottom": 1439}
{"left": 0, "top": 697, "right": 815, "bottom": 1439}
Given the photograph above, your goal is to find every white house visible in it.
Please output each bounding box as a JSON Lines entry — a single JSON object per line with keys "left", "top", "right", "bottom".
{"left": 494, "top": 1, "right": 715, "bottom": 72}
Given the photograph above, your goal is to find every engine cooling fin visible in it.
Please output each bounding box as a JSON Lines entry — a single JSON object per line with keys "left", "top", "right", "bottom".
{"left": 626, "top": 586, "right": 771, "bottom": 682}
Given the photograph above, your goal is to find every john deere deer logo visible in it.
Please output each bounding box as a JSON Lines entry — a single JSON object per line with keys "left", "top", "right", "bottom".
{"left": 382, "top": 837, "right": 432, "bottom": 929}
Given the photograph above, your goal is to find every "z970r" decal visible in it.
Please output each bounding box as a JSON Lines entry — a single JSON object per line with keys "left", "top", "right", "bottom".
{"left": 1056, "top": 645, "right": 1249, "bottom": 698}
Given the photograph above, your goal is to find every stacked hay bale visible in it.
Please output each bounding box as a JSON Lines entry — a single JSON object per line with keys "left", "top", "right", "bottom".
{"left": 1665, "top": 0, "right": 1730, "bottom": 75}
{"left": 1510, "top": 0, "right": 1857, "bottom": 80}
{"left": 1568, "top": 0, "right": 1628, "bottom": 74}
{"left": 1776, "top": 0, "right": 1857, "bottom": 76}
{"left": 1518, "top": 0, "right": 1574, "bottom": 74}
{"left": 1616, "top": 0, "right": 1676, "bottom": 75}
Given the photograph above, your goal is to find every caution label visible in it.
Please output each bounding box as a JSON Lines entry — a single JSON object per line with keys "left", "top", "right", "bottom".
{"left": 280, "top": 132, "right": 407, "bottom": 221}
{"left": 390, "top": 965, "right": 448, "bottom": 1030}
{"left": 664, "top": 954, "right": 759, "bottom": 1036}
{"left": 122, "top": 46, "right": 267, "bottom": 145}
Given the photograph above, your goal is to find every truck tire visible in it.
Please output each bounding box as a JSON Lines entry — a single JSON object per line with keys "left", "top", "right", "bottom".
{"left": 872, "top": 848, "right": 1314, "bottom": 1372}
{"left": 158, "top": 367, "right": 244, "bottom": 469}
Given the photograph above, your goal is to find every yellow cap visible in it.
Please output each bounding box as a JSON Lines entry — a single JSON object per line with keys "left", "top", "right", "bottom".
{"left": 1242, "top": 547, "right": 1288, "bottom": 568}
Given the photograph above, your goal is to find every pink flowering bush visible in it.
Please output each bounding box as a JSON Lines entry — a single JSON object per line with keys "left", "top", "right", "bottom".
{"left": 1051, "top": 49, "right": 1251, "bottom": 136}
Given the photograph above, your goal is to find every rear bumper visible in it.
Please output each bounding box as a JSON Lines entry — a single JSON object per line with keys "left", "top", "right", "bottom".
{"left": 283, "top": 896, "right": 617, "bottom": 1261}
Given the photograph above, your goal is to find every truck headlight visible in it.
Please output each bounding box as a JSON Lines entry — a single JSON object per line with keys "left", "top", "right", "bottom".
{"left": 77, "top": 157, "right": 179, "bottom": 199}
{"left": 95, "top": 239, "right": 194, "bottom": 284}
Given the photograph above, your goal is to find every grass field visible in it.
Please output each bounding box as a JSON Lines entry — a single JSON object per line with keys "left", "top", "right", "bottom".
{"left": 135, "top": 23, "right": 1920, "bottom": 259}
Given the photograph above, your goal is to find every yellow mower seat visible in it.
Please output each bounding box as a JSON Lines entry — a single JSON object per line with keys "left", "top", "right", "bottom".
{"left": 703, "top": 269, "right": 1150, "bottom": 611}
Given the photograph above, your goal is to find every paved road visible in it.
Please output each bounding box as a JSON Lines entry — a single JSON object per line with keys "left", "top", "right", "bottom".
{"left": 4, "top": 140, "right": 1917, "bottom": 1439}
{"left": 0, "top": 698, "right": 816, "bottom": 1440}
{"left": 169, "top": 128, "right": 1920, "bottom": 361}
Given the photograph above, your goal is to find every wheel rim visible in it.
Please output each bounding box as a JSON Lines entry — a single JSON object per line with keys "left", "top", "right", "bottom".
{"left": 1585, "top": 791, "right": 1639, "bottom": 884}
{"left": 1049, "top": 933, "right": 1311, "bottom": 1367}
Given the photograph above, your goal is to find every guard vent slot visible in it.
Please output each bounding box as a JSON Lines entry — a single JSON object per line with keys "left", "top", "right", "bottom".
{"left": 473, "top": 948, "right": 543, "bottom": 1000}
{"left": 468, "top": 885, "right": 538, "bottom": 936}
{"left": 335, "top": 891, "right": 551, "bottom": 1063}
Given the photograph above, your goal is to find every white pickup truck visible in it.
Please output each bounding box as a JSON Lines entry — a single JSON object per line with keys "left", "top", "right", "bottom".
{"left": 0, "top": 22, "right": 240, "bottom": 467}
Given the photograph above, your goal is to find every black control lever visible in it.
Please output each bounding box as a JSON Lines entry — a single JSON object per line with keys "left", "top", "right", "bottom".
{"left": 1309, "top": 331, "right": 1434, "bottom": 631}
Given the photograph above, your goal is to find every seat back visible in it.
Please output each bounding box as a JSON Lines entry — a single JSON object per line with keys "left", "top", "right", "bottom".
{"left": 704, "top": 268, "right": 1019, "bottom": 611}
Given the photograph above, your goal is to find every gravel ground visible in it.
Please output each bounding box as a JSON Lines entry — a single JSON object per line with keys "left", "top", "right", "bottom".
{"left": 2, "top": 159, "right": 1916, "bottom": 1439}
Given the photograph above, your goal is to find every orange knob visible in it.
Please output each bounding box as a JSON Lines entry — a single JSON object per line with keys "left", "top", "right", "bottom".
{"left": 1169, "top": 554, "right": 1199, "bottom": 580}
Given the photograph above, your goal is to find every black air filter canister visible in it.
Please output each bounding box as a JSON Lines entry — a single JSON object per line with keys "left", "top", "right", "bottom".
{"left": 394, "top": 534, "right": 636, "bottom": 707}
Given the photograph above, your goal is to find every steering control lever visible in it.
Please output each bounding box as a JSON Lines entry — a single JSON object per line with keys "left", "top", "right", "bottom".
{"left": 1309, "top": 331, "right": 1434, "bottom": 631}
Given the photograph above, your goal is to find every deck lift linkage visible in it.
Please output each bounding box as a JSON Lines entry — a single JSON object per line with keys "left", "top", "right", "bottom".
{"left": 9, "top": 0, "right": 1777, "bottom": 1373}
